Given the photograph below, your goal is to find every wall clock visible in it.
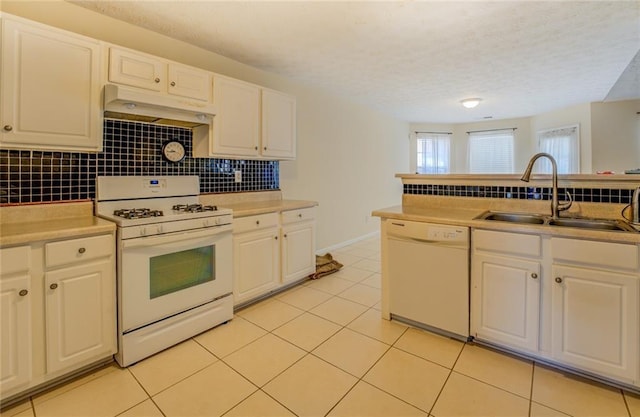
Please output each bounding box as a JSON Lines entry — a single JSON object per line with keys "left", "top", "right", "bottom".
{"left": 161, "top": 140, "right": 186, "bottom": 163}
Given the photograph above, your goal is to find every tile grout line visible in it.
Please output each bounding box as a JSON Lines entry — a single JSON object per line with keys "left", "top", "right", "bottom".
{"left": 425, "top": 337, "right": 467, "bottom": 416}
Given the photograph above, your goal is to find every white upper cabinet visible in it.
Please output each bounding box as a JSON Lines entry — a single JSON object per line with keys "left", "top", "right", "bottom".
{"left": 193, "top": 75, "right": 297, "bottom": 160}
{"left": 108, "top": 47, "right": 165, "bottom": 92}
{"left": 262, "top": 88, "right": 296, "bottom": 159}
{"left": 0, "top": 16, "right": 103, "bottom": 152}
{"left": 108, "top": 47, "right": 211, "bottom": 102}
{"left": 167, "top": 64, "right": 211, "bottom": 101}
{"left": 209, "top": 75, "right": 261, "bottom": 157}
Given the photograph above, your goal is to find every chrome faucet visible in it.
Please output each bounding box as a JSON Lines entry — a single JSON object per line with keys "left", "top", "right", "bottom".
{"left": 521, "top": 152, "right": 572, "bottom": 219}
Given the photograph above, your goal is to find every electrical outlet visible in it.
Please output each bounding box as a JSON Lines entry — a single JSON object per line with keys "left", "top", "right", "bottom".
{"left": 234, "top": 170, "right": 242, "bottom": 183}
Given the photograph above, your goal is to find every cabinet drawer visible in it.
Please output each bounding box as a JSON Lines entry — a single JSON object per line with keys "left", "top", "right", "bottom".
{"left": 473, "top": 229, "right": 541, "bottom": 257}
{"left": 233, "top": 213, "right": 278, "bottom": 234}
{"left": 551, "top": 237, "right": 639, "bottom": 271}
{"left": 281, "top": 207, "right": 316, "bottom": 224}
{"left": 45, "top": 234, "right": 113, "bottom": 268}
{"left": 0, "top": 246, "right": 30, "bottom": 276}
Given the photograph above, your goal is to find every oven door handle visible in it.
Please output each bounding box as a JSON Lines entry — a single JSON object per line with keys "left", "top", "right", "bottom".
{"left": 122, "top": 225, "right": 231, "bottom": 249}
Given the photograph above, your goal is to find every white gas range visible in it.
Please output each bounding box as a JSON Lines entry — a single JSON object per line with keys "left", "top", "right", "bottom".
{"left": 95, "top": 176, "right": 233, "bottom": 366}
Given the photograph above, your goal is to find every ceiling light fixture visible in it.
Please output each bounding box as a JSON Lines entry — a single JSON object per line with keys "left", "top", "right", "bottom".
{"left": 461, "top": 98, "right": 482, "bottom": 109}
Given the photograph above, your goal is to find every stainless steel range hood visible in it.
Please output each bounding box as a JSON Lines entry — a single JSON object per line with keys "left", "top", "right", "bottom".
{"left": 103, "top": 84, "right": 216, "bottom": 127}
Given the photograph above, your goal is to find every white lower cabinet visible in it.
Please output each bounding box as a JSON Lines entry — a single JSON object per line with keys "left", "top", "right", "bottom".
{"left": 45, "top": 260, "right": 115, "bottom": 374}
{"left": 0, "top": 246, "right": 32, "bottom": 394}
{"left": 0, "top": 233, "right": 116, "bottom": 401}
{"left": 550, "top": 237, "right": 639, "bottom": 383}
{"left": 472, "top": 254, "right": 540, "bottom": 352}
{"left": 471, "top": 230, "right": 542, "bottom": 353}
{"left": 551, "top": 265, "right": 638, "bottom": 381}
{"left": 233, "top": 206, "right": 316, "bottom": 306}
{"left": 281, "top": 210, "right": 316, "bottom": 285}
{"left": 472, "top": 229, "right": 640, "bottom": 388}
{"left": 233, "top": 214, "right": 280, "bottom": 305}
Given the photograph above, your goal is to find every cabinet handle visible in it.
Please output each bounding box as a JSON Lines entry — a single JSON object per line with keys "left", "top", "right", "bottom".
{"left": 254, "top": 146, "right": 258, "bottom": 151}
{"left": 298, "top": 214, "right": 303, "bottom": 218}
{"left": 531, "top": 273, "right": 538, "bottom": 279}
{"left": 284, "top": 234, "right": 288, "bottom": 238}
{"left": 154, "top": 77, "right": 161, "bottom": 83}
{"left": 170, "top": 81, "right": 176, "bottom": 86}
{"left": 264, "top": 146, "right": 267, "bottom": 151}
{"left": 3, "top": 125, "right": 13, "bottom": 132}
{"left": 78, "top": 247, "right": 86, "bottom": 254}
{"left": 50, "top": 283, "right": 58, "bottom": 290}
{"left": 19, "top": 289, "right": 28, "bottom": 297}
{"left": 275, "top": 236, "right": 278, "bottom": 240}
{"left": 256, "top": 220, "right": 260, "bottom": 225}
{"left": 555, "top": 277, "right": 562, "bottom": 284}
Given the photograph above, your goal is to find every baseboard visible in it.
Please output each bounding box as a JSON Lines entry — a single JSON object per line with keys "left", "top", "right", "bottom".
{"left": 316, "top": 230, "right": 380, "bottom": 255}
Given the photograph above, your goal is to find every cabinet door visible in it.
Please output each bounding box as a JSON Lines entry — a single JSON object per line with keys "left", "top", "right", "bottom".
{"left": 551, "top": 265, "right": 639, "bottom": 381}
{"left": 109, "top": 47, "right": 165, "bottom": 92}
{"left": 233, "top": 228, "right": 279, "bottom": 305}
{"left": 45, "top": 260, "right": 116, "bottom": 374}
{"left": 471, "top": 254, "right": 540, "bottom": 352}
{"left": 1, "top": 18, "right": 102, "bottom": 151}
{"left": 261, "top": 89, "right": 296, "bottom": 159}
{"left": 211, "top": 75, "right": 260, "bottom": 157}
{"left": 0, "top": 274, "right": 31, "bottom": 393}
{"left": 281, "top": 221, "right": 316, "bottom": 285}
{"left": 168, "top": 64, "right": 211, "bottom": 101}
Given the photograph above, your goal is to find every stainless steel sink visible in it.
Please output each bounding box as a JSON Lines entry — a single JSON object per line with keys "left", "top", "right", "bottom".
{"left": 476, "top": 211, "right": 546, "bottom": 224}
{"left": 476, "top": 211, "right": 637, "bottom": 232}
{"left": 547, "top": 218, "right": 636, "bottom": 232}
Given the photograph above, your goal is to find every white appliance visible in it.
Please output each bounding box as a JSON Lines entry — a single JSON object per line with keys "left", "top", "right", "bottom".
{"left": 385, "top": 219, "right": 470, "bottom": 340}
{"left": 104, "top": 84, "right": 216, "bottom": 126}
{"left": 95, "top": 176, "right": 233, "bottom": 366}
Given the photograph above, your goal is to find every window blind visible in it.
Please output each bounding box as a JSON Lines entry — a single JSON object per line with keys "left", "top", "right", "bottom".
{"left": 468, "top": 129, "right": 514, "bottom": 173}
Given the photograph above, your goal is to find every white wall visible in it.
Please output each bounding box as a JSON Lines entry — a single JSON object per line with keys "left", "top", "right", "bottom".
{"left": 530, "top": 102, "right": 592, "bottom": 173}
{"left": 1, "top": 1, "right": 409, "bottom": 249}
{"left": 591, "top": 99, "right": 640, "bottom": 173}
{"left": 410, "top": 117, "right": 532, "bottom": 173}
{"left": 410, "top": 101, "right": 639, "bottom": 174}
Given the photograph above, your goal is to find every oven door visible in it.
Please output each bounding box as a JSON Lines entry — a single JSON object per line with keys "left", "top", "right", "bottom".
{"left": 120, "top": 225, "right": 232, "bottom": 332}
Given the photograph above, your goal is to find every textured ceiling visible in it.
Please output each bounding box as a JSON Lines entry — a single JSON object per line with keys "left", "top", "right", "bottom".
{"left": 71, "top": 1, "right": 640, "bottom": 123}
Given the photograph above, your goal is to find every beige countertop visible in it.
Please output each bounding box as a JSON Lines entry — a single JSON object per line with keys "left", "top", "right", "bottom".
{"left": 199, "top": 191, "right": 317, "bottom": 218}
{"left": 0, "top": 194, "right": 318, "bottom": 246}
{"left": 1, "top": 217, "right": 116, "bottom": 247}
{"left": 0, "top": 202, "right": 116, "bottom": 247}
{"left": 372, "top": 204, "right": 640, "bottom": 244}
{"left": 221, "top": 200, "right": 318, "bottom": 218}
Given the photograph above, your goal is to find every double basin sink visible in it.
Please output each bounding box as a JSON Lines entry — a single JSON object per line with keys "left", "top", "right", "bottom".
{"left": 476, "top": 211, "right": 638, "bottom": 233}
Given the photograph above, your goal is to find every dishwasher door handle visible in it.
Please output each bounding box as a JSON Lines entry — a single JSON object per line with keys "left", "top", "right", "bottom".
{"left": 387, "top": 235, "right": 468, "bottom": 249}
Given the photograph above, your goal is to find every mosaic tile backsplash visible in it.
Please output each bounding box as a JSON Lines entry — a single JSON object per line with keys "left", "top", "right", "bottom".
{"left": 0, "top": 119, "right": 279, "bottom": 204}
{"left": 404, "top": 184, "right": 635, "bottom": 204}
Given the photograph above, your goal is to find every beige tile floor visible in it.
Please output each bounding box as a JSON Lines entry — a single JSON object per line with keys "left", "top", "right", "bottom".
{"left": 3, "top": 236, "right": 640, "bottom": 417}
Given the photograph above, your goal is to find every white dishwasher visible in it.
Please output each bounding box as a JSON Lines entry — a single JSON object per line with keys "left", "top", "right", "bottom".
{"left": 385, "top": 219, "right": 470, "bottom": 340}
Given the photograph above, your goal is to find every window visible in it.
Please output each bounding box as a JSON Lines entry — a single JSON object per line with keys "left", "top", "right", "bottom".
{"left": 468, "top": 129, "right": 514, "bottom": 173}
{"left": 416, "top": 132, "right": 450, "bottom": 174}
{"left": 537, "top": 125, "right": 580, "bottom": 174}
